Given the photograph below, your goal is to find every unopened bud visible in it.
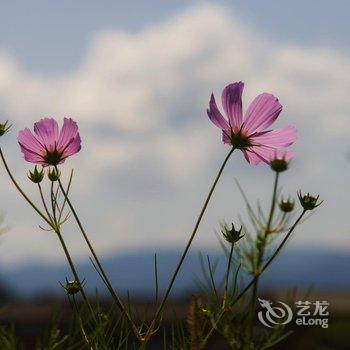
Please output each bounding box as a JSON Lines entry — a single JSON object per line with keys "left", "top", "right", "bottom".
{"left": 0, "top": 121, "right": 12, "bottom": 136}
{"left": 48, "top": 168, "right": 61, "bottom": 181}
{"left": 28, "top": 166, "right": 45, "bottom": 183}
{"left": 61, "top": 280, "right": 81, "bottom": 295}
{"left": 297, "top": 191, "right": 322, "bottom": 211}
{"left": 270, "top": 158, "right": 288, "bottom": 172}
{"left": 279, "top": 197, "right": 295, "bottom": 213}
{"left": 222, "top": 223, "right": 244, "bottom": 244}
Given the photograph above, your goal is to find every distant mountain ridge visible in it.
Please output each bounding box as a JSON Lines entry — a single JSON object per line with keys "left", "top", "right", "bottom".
{"left": 1, "top": 249, "right": 349, "bottom": 297}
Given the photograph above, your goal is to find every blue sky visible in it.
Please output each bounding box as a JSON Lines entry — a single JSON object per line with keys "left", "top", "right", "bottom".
{"left": 0, "top": 1, "right": 349, "bottom": 267}
{"left": 1, "top": 0, "right": 349, "bottom": 73}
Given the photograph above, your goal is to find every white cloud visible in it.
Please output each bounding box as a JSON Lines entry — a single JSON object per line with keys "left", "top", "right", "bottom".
{"left": 0, "top": 4, "right": 349, "bottom": 266}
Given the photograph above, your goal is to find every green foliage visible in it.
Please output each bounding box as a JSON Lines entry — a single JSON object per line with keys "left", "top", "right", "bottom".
{"left": 184, "top": 174, "right": 308, "bottom": 350}
{"left": 0, "top": 325, "right": 23, "bottom": 350}
{"left": 36, "top": 320, "right": 70, "bottom": 350}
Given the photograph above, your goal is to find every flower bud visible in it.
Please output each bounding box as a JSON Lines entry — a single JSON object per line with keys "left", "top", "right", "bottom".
{"left": 269, "top": 150, "right": 293, "bottom": 172}
{"left": 270, "top": 158, "right": 288, "bottom": 172}
{"left": 48, "top": 168, "right": 61, "bottom": 181}
{"left": 28, "top": 166, "right": 45, "bottom": 183}
{"left": 222, "top": 223, "right": 244, "bottom": 244}
{"left": 61, "top": 280, "right": 81, "bottom": 295}
{"left": 0, "top": 121, "right": 12, "bottom": 136}
{"left": 279, "top": 197, "right": 295, "bottom": 213}
{"left": 297, "top": 191, "right": 322, "bottom": 211}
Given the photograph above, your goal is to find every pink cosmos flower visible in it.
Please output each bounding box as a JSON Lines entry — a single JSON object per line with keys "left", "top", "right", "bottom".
{"left": 18, "top": 117, "right": 81, "bottom": 166}
{"left": 207, "top": 81, "right": 297, "bottom": 165}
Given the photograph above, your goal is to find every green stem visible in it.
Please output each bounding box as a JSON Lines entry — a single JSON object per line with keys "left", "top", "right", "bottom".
{"left": 250, "top": 172, "right": 279, "bottom": 319}
{"left": 49, "top": 187, "right": 97, "bottom": 326}
{"left": 0, "top": 148, "right": 51, "bottom": 226}
{"left": 71, "top": 295, "right": 94, "bottom": 350}
{"left": 38, "top": 183, "right": 53, "bottom": 223}
{"left": 266, "top": 172, "right": 280, "bottom": 232}
{"left": 144, "top": 147, "right": 235, "bottom": 341}
{"left": 50, "top": 181, "right": 58, "bottom": 222}
{"left": 0, "top": 149, "right": 96, "bottom": 325}
{"left": 57, "top": 169, "right": 73, "bottom": 223}
{"left": 154, "top": 253, "right": 159, "bottom": 304}
{"left": 55, "top": 168, "right": 140, "bottom": 339}
{"left": 222, "top": 242, "right": 234, "bottom": 309}
{"left": 204, "top": 209, "right": 306, "bottom": 343}
{"left": 56, "top": 229, "right": 94, "bottom": 316}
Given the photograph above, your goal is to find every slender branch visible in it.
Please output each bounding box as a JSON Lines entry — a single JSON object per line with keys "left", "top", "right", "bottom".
{"left": 222, "top": 242, "right": 234, "bottom": 308}
{"left": 0, "top": 148, "right": 51, "bottom": 226}
{"left": 204, "top": 209, "right": 306, "bottom": 343}
{"left": 235, "top": 179, "right": 261, "bottom": 229}
{"left": 71, "top": 295, "right": 94, "bottom": 350}
{"left": 55, "top": 167, "right": 140, "bottom": 339}
{"left": 58, "top": 169, "right": 73, "bottom": 223}
{"left": 207, "top": 255, "right": 219, "bottom": 302}
{"left": 0, "top": 149, "right": 97, "bottom": 326}
{"left": 154, "top": 253, "right": 159, "bottom": 304}
{"left": 250, "top": 172, "right": 279, "bottom": 316}
{"left": 50, "top": 181, "right": 58, "bottom": 222}
{"left": 266, "top": 172, "right": 280, "bottom": 231}
{"left": 56, "top": 228, "right": 95, "bottom": 318}
{"left": 37, "top": 183, "right": 53, "bottom": 223}
{"left": 144, "top": 147, "right": 235, "bottom": 341}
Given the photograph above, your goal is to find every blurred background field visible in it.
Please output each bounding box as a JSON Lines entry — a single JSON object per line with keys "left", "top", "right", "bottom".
{"left": 0, "top": 283, "right": 349, "bottom": 349}
{"left": 0, "top": 248, "right": 349, "bottom": 348}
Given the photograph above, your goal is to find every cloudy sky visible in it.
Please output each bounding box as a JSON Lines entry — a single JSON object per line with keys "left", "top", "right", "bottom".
{"left": 0, "top": 1, "right": 349, "bottom": 268}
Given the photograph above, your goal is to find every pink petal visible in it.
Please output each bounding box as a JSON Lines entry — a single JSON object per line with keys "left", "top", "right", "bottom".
{"left": 242, "top": 149, "right": 264, "bottom": 165}
{"left": 250, "top": 126, "right": 297, "bottom": 148}
{"left": 207, "top": 94, "right": 229, "bottom": 130}
{"left": 221, "top": 129, "right": 232, "bottom": 144}
{"left": 221, "top": 82, "right": 244, "bottom": 130}
{"left": 21, "top": 149, "right": 48, "bottom": 165}
{"left": 243, "top": 147, "right": 294, "bottom": 165}
{"left": 61, "top": 133, "right": 81, "bottom": 161}
{"left": 57, "top": 118, "right": 79, "bottom": 151}
{"left": 18, "top": 128, "right": 46, "bottom": 158}
{"left": 249, "top": 144, "right": 295, "bottom": 164}
{"left": 33, "top": 118, "right": 59, "bottom": 152}
{"left": 243, "top": 93, "right": 282, "bottom": 134}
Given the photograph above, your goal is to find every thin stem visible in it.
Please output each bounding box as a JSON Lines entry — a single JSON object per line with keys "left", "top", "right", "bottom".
{"left": 71, "top": 295, "right": 94, "bottom": 350}
{"left": 0, "top": 148, "right": 51, "bottom": 226}
{"left": 56, "top": 229, "right": 94, "bottom": 316}
{"left": 144, "top": 147, "right": 235, "bottom": 341}
{"left": 38, "top": 183, "right": 53, "bottom": 223}
{"left": 58, "top": 169, "right": 73, "bottom": 223}
{"left": 250, "top": 172, "right": 279, "bottom": 318}
{"left": 235, "top": 179, "right": 261, "bottom": 229}
{"left": 55, "top": 168, "right": 140, "bottom": 339}
{"left": 154, "top": 253, "right": 159, "bottom": 304}
{"left": 51, "top": 181, "right": 58, "bottom": 222}
{"left": 204, "top": 209, "right": 306, "bottom": 343}
{"left": 207, "top": 255, "right": 219, "bottom": 302}
{"left": 238, "top": 211, "right": 305, "bottom": 304}
{"left": 0, "top": 149, "right": 98, "bottom": 330}
{"left": 266, "top": 172, "right": 280, "bottom": 231}
{"left": 273, "top": 212, "right": 288, "bottom": 233}
{"left": 222, "top": 242, "right": 234, "bottom": 308}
